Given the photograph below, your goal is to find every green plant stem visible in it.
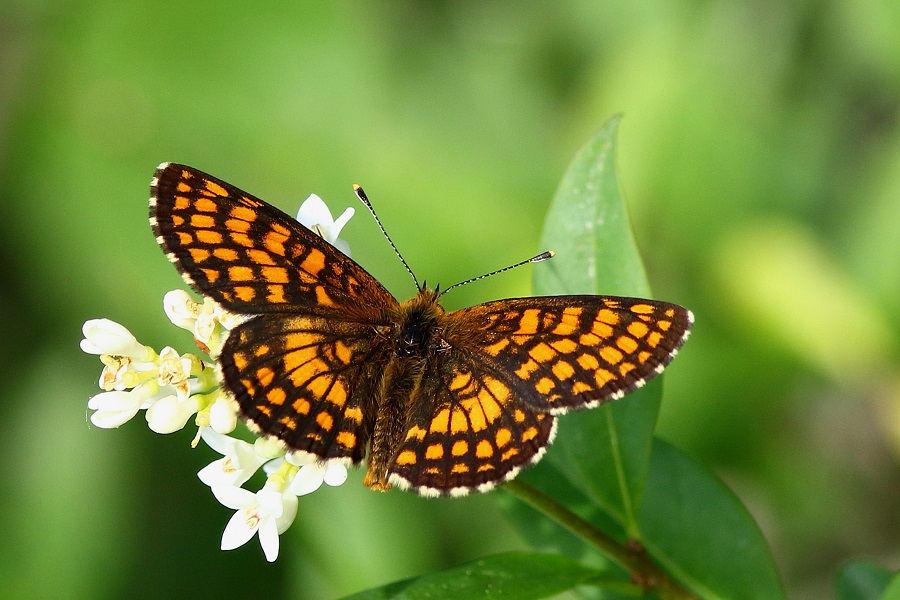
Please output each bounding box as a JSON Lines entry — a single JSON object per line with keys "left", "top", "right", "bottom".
{"left": 503, "top": 479, "right": 697, "bottom": 600}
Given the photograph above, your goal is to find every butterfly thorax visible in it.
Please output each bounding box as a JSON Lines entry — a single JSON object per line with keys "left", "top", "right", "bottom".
{"left": 364, "top": 288, "right": 447, "bottom": 490}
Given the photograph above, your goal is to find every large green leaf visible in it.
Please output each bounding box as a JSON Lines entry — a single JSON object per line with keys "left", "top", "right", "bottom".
{"left": 639, "top": 440, "right": 784, "bottom": 600}
{"left": 340, "top": 552, "right": 605, "bottom": 600}
{"left": 530, "top": 116, "right": 659, "bottom": 535}
{"left": 835, "top": 560, "right": 897, "bottom": 600}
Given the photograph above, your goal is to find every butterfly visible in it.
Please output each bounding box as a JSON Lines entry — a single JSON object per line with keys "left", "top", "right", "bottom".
{"left": 150, "top": 163, "right": 693, "bottom": 497}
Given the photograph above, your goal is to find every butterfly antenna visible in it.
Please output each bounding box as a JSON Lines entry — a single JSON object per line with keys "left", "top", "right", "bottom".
{"left": 353, "top": 184, "right": 421, "bottom": 291}
{"left": 439, "top": 250, "right": 555, "bottom": 298}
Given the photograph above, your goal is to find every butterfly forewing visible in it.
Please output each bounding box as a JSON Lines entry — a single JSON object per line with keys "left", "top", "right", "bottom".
{"left": 150, "top": 163, "right": 397, "bottom": 318}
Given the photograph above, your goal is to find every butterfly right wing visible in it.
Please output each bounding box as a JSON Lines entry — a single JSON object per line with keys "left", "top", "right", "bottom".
{"left": 150, "top": 162, "right": 398, "bottom": 319}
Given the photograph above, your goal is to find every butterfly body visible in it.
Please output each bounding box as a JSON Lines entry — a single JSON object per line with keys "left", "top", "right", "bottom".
{"left": 150, "top": 163, "right": 693, "bottom": 497}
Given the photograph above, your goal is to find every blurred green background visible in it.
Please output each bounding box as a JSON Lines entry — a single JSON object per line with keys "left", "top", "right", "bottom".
{"left": 1, "top": 1, "right": 898, "bottom": 599}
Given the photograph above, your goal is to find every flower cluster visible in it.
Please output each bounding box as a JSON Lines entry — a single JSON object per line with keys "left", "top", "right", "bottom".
{"left": 82, "top": 194, "right": 355, "bottom": 561}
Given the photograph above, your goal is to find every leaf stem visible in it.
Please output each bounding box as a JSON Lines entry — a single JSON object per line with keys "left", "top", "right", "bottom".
{"left": 502, "top": 479, "right": 697, "bottom": 600}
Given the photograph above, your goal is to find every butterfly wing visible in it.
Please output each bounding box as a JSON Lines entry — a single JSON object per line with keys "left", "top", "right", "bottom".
{"left": 450, "top": 295, "right": 693, "bottom": 413}
{"left": 150, "top": 163, "right": 399, "bottom": 462}
{"left": 150, "top": 163, "right": 398, "bottom": 318}
{"left": 385, "top": 295, "right": 692, "bottom": 495}
{"left": 387, "top": 348, "right": 557, "bottom": 497}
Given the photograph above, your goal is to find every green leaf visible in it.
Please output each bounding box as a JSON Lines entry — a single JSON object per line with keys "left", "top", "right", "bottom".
{"left": 638, "top": 440, "right": 785, "bottom": 600}
{"left": 882, "top": 573, "right": 900, "bottom": 600}
{"left": 835, "top": 560, "right": 895, "bottom": 600}
{"left": 339, "top": 551, "right": 606, "bottom": 600}
{"left": 531, "top": 115, "right": 659, "bottom": 534}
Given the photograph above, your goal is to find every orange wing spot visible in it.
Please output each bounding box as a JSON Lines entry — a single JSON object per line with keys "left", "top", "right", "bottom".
{"left": 336, "top": 431, "right": 356, "bottom": 448}
{"left": 638, "top": 351, "right": 652, "bottom": 363}
{"left": 425, "top": 443, "right": 444, "bottom": 460}
{"left": 234, "top": 286, "right": 256, "bottom": 302}
{"left": 514, "top": 358, "right": 540, "bottom": 380}
{"left": 176, "top": 182, "right": 191, "bottom": 193}
{"left": 619, "top": 362, "right": 636, "bottom": 377}
{"left": 627, "top": 321, "right": 649, "bottom": 338}
{"left": 301, "top": 248, "right": 326, "bottom": 276}
{"left": 255, "top": 367, "right": 275, "bottom": 387}
{"left": 430, "top": 409, "right": 450, "bottom": 433}
{"left": 484, "top": 338, "right": 510, "bottom": 356}
{"left": 495, "top": 428, "right": 512, "bottom": 447}
{"left": 630, "top": 303, "right": 655, "bottom": 315}
{"left": 278, "top": 416, "right": 297, "bottom": 430}
{"left": 449, "top": 372, "right": 472, "bottom": 391}
{"left": 225, "top": 218, "right": 251, "bottom": 233}
{"left": 616, "top": 336, "right": 638, "bottom": 353}
{"left": 333, "top": 340, "right": 353, "bottom": 365}
{"left": 597, "top": 309, "right": 620, "bottom": 324}
{"left": 599, "top": 345, "right": 624, "bottom": 365}
{"left": 646, "top": 331, "right": 663, "bottom": 348}
{"left": 396, "top": 450, "right": 417, "bottom": 465}
{"left": 283, "top": 345, "right": 316, "bottom": 372}
{"left": 266, "top": 387, "right": 286, "bottom": 405}
{"left": 271, "top": 222, "right": 292, "bottom": 236}
{"left": 257, "top": 404, "right": 271, "bottom": 417}
{"left": 477, "top": 464, "right": 495, "bottom": 473}
{"left": 316, "top": 412, "right": 334, "bottom": 431}
{"left": 204, "top": 180, "right": 228, "bottom": 196}
{"left": 175, "top": 196, "right": 190, "bottom": 209}
{"left": 513, "top": 409, "right": 526, "bottom": 423}
{"left": 476, "top": 440, "right": 494, "bottom": 458}
{"left": 451, "top": 440, "right": 468, "bottom": 456}
{"left": 189, "top": 248, "right": 210, "bottom": 263}
{"left": 528, "top": 342, "right": 557, "bottom": 363}
{"left": 246, "top": 249, "right": 275, "bottom": 265}
{"left": 326, "top": 382, "right": 347, "bottom": 408}
{"left": 315, "top": 286, "right": 333, "bottom": 306}
{"left": 189, "top": 214, "right": 215, "bottom": 229}
{"left": 522, "top": 427, "right": 539, "bottom": 442}
{"left": 229, "top": 205, "right": 258, "bottom": 222}
{"left": 213, "top": 247, "right": 238, "bottom": 261}
{"left": 595, "top": 368, "right": 615, "bottom": 387}
{"left": 228, "top": 265, "right": 254, "bottom": 281}
{"left": 501, "top": 448, "right": 519, "bottom": 461}
{"left": 263, "top": 233, "right": 286, "bottom": 256}
{"left": 254, "top": 344, "right": 270, "bottom": 357}
{"left": 285, "top": 332, "right": 319, "bottom": 350}
{"left": 552, "top": 309, "right": 581, "bottom": 335}
{"left": 267, "top": 284, "right": 286, "bottom": 303}
{"left": 232, "top": 353, "right": 248, "bottom": 370}
{"left": 657, "top": 320, "right": 672, "bottom": 331}
{"left": 172, "top": 215, "right": 185, "bottom": 226}
{"left": 405, "top": 424, "right": 427, "bottom": 440}
{"left": 551, "top": 338, "right": 578, "bottom": 354}
{"left": 579, "top": 332, "right": 600, "bottom": 346}
{"left": 572, "top": 381, "right": 593, "bottom": 394}
{"left": 591, "top": 320, "right": 614, "bottom": 338}
{"left": 450, "top": 408, "right": 470, "bottom": 433}
{"left": 517, "top": 309, "right": 542, "bottom": 334}
{"left": 195, "top": 229, "right": 222, "bottom": 245}
{"left": 241, "top": 378, "right": 256, "bottom": 396}
{"left": 577, "top": 353, "right": 600, "bottom": 370}
{"left": 293, "top": 398, "right": 311, "bottom": 415}
{"left": 451, "top": 463, "right": 469, "bottom": 474}
{"left": 535, "top": 377, "right": 556, "bottom": 395}
{"left": 230, "top": 232, "right": 254, "bottom": 248}
{"left": 484, "top": 377, "right": 509, "bottom": 404}
{"left": 194, "top": 197, "right": 218, "bottom": 212}
{"left": 552, "top": 360, "right": 575, "bottom": 380}
{"left": 260, "top": 266, "right": 289, "bottom": 283}
{"left": 306, "top": 375, "right": 331, "bottom": 399}
{"left": 345, "top": 406, "right": 364, "bottom": 424}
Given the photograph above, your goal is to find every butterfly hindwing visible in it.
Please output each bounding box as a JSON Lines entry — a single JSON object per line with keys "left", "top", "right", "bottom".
{"left": 219, "top": 314, "right": 388, "bottom": 463}
{"left": 150, "top": 163, "right": 397, "bottom": 317}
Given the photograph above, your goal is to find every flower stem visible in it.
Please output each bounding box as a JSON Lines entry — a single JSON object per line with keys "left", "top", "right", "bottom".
{"left": 502, "top": 479, "right": 697, "bottom": 600}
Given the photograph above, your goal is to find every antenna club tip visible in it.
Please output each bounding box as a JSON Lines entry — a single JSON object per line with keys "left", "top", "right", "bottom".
{"left": 531, "top": 250, "right": 555, "bottom": 262}
{"left": 352, "top": 183, "right": 362, "bottom": 191}
{"left": 546, "top": 250, "right": 556, "bottom": 258}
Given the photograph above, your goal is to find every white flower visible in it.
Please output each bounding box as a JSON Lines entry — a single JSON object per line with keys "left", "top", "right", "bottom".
{"left": 145, "top": 393, "right": 203, "bottom": 434}
{"left": 296, "top": 194, "right": 354, "bottom": 256}
{"left": 80, "top": 319, "right": 152, "bottom": 360}
{"left": 208, "top": 394, "right": 238, "bottom": 434}
{"left": 163, "top": 291, "right": 243, "bottom": 358}
{"left": 198, "top": 429, "right": 269, "bottom": 488}
{"left": 87, "top": 380, "right": 164, "bottom": 428}
{"left": 286, "top": 452, "right": 349, "bottom": 495}
{"left": 213, "top": 484, "right": 298, "bottom": 562}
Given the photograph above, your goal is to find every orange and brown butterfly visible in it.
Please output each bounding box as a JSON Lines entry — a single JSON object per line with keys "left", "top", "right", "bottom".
{"left": 149, "top": 163, "right": 693, "bottom": 498}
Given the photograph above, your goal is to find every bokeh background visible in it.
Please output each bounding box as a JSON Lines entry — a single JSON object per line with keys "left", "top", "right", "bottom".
{"left": 1, "top": 2, "right": 898, "bottom": 599}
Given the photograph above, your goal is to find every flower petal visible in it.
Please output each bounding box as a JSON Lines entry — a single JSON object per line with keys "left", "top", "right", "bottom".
{"left": 211, "top": 484, "right": 256, "bottom": 510}
{"left": 257, "top": 516, "right": 281, "bottom": 562}
{"left": 295, "top": 194, "right": 333, "bottom": 229}
{"left": 323, "top": 462, "right": 349, "bottom": 487}
{"left": 221, "top": 508, "right": 258, "bottom": 551}
{"left": 289, "top": 464, "right": 325, "bottom": 496}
